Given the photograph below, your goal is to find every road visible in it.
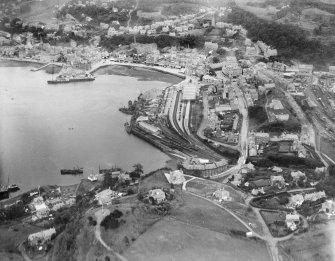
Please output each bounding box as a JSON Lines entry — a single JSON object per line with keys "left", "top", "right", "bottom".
{"left": 94, "top": 209, "right": 129, "bottom": 261}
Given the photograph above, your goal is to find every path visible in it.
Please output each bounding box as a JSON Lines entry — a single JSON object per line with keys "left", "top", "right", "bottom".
{"left": 18, "top": 242, "right": 33, "bottom": 261}
{"left": 94, "top": 209, "right": 129, "bottom": 261}
{"left": 127, "top": 0, "right": 139, "bottom": 27}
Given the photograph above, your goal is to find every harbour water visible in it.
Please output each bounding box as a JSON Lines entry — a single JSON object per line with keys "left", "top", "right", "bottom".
{"left": 0, "top": 62, "right": 181, "bottom": 193}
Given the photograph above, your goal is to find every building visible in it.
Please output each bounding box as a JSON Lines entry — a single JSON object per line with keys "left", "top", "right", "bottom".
{"left": 270, "top": 175, "right": 285, "bottom": 187}
{"left": 204, "top": 42, "right": 218, "bottom": 52}
{"left": 286, "top": 214, "right": 299, "bottom": 231}
{"left": 28, "top": 228, "right": 56, "bottom": 246}
{"left": 138, "top": 122, "right": 161, "bottom": 135}
{"left": 269, "top": 99, "right": 284, "bottom": 110}
{"left": 213, "top": 188, "right": 231, "bottom": 202}
{"left": 291, "top": 171, "right": 306, "bottom": 180}
{"left": 182, "top": 83, "right": 197, "bottom": 101}
{"left": 254, "top": 132, "right": 270, "bottom": 144}
{"left": 329, "top": 66, "right": 335, "bottom": 75}
{"left": 304, "top": 191, "right": 326, "bottom": 202}
{"left": 321, "top": 200, "right": 335, "bottom": 216}
{"left": 147, "top": 189, "right": 166, "bottom": 204}
{"left": 30, "top": 196, "right": 50, "bottom": 221}
{"left": 289, "top": 194, "right": 304, "bottom": 208}
{"left": 95, "top": 189, "right": 118, "bottom": 205}
{"left": 164, "top": 170, "right": 185, "bottom": 185}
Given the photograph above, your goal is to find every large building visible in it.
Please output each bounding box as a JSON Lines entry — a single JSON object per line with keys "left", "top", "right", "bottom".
{"left": 182, "top": 83, "right": 198, "bottom": 101}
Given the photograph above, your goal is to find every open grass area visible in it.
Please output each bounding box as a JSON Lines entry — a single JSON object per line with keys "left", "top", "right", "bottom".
{"left": 260, "top": 210, "right": 291, "bottom": 237}
{"left": 279, "top": 220, "right": 335, "bottom": 261}
{"left": 170, "top": 193, "right": 248, "bottom": 234}
{"left": 186, "top": 178, "right": 245, "bottom": 203}
{"left": 124, "top": 217, "right": 270, "bottom": 261}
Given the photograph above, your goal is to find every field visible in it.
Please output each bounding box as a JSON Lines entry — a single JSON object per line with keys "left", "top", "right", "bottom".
{"left": 260, "top": 210, "right": 291, "bottom": 237}
{"left": 124, "top": 218, "right": 270, "bottom": 261}
{"left": 186, "top": 178, "right": 245, "bottom": 203}
{"left": 20, "top": 0, "right": 71, "bottom": 23}
{"left": 279, "top": 220, "right": 335, "bottom": 261}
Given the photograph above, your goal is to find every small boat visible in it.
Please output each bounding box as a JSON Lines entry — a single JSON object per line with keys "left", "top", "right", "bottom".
{"left": 60, "top": 167, "right": 83, "bottom": 175}
{"left": 7, "top": 184, "right": 20, "bottom": 192}
{"left": 48, "top": 73, "right": 95, "bottom": 84}
{"left": 0, "top": 187, "right": 9, "bottom": 200}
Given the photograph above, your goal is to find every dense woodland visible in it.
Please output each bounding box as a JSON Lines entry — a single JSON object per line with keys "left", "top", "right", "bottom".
{"left": 225, "top": 7, "right": 335, "bottom": 67}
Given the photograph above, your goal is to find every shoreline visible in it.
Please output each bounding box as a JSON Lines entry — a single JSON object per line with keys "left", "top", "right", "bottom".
{"left": 0, "top": 57, "right": 47, "bottom": 66}
{"left": 90, "top": 61, "right": 187, "bottom": 80}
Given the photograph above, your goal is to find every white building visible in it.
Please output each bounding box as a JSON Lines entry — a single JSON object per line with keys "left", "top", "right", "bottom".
{"left": 28, "top": 228, "right": 56, "bottom": 246}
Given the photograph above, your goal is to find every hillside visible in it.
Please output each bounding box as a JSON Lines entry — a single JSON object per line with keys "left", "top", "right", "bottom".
{"left": 234, "top": 0, "right": 335, "bottom": 42}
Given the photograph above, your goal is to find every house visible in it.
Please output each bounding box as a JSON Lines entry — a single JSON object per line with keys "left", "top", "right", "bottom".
{"left": 289, "top": 194, "right": 304, "bottom": 208}
{"left": 270, "top": 175, "right": 285, "bottom": 187}
{"left": 147, "top": 189, "right": 166, "bottom": 204}
{"left": 285, "top": 214, "right": 299, "bottom": 231}
{"left": 329, "top": 66, "right": 335, "bottom": 75}
{"left": 254, "top": 132, "right": 270, "bottom": 144}
{"left": 272, "top": 166, "right": 283, "bottom": 173}
{"left": 269, "top": 99, "right": 284, "bottom": 110}
{"left": 164, "top": 170, "right": 185, "bottom": 185}
{"left": 28, "top": 228, "right": 56, "bottom": 246}
{"left": 95, "top": 189, "right": 118, "bottom": 205}
{"left": 251, "top": 187, "right": 265, "bottom": 196}
{"left": 298, "top": 64, "right": 313, "bottom": 74}
{"left": 30, "top": 196, "right": 50, "bottom": 221}
{"left": 321, "top": 200, "right": 335, "bottom": 216}
{"left": 291, "top": 171, "right": 306, "bottom": 180}
{"left": 204, "top": 42, "right": 218, "bottom": 51}
{"left": 304, "top": 191, "right": 326, "bottom": 202}
{"left": 213, "top": 188, "right": 231, "bottom": 202}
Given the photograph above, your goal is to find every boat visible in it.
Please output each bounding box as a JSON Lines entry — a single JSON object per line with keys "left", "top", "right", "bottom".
{"left": 0, "top": 188, "right": 9, "bottom": 201}
{"left": 124, "top": 122, "right": 132, "bottom": 134}
{"left": 48, "top": 73, "right": 95, "bottom": 84}
{"left": 88, "top": 173, "right": 98, "bottom": 182}
{"left": 7, "top": 184, "right": 20, "bottom": 192}
{"left": 60, "top": 167, "right": 84, "bottom": 175}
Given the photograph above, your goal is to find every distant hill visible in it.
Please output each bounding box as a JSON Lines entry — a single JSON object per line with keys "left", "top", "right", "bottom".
{"left": 234, "top": 0, "right": 335, "bottom": 43}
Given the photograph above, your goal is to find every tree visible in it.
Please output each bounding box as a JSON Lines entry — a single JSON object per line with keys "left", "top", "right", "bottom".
{"left": 216, "top": 48, "right": 227, "bottom": 56}
{"left": 328, "top": 164, "right": 335, "bottom": 177}
{"left": 212, "top": 56, "right": 220, "bottom": 63}
{"left": 133, "top": 163, "right": 143, "bottom": 177}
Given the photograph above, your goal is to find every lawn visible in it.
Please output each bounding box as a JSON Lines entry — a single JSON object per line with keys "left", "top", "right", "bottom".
{"left": 260, "top": 210, "right": 291, "bottom": 237}
{"left": 279, "top": 220, "right": 335, "bottom": 261}
{"left": 186, "top": 178, "right": 245, "bottom": 203}
{"left": 124, "top": 218, "right": 270, "bottom": 261}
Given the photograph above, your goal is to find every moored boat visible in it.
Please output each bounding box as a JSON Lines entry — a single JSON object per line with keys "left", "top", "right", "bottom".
{"left": 48, "top": 73, "right": 95, "bottom": 84}
{"left": 60, "top": 167, "right": 84, "bottom": 175}
{"left": 7, "top": 184, "right": 20, "bottom": 192}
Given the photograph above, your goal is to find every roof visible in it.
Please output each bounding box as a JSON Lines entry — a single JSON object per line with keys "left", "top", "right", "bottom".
{"left": 182, "top": 83, "right": 197, "bottom": 100}
{"left": 138, "top": 122, "right": 160, "bottom": 133}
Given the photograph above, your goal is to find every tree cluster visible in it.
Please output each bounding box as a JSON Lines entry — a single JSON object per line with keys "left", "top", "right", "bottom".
{"left": 225, "top": 7, "right": 335, "bottom": 66}
{"left": 101, "top": 209, "right": 123, "bottom": 230}
{"left": 100, "top": 34, "right": 205, "bottom": 51}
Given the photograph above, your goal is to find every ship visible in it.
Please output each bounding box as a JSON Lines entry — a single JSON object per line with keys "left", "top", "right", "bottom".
{"left": 7, "top": 184, "right": 20, "bottom": 192}
{"left": 124, "top": 122, "right": 132, "bottom": 134}
{"left": 60, "top": 167, "right": 84, "bottom": 175}
{"left": 0, "top": 188, "right": 9, "bottom": 200}
{"left": 47, "top": 73, "right": 95, "bottom": 84}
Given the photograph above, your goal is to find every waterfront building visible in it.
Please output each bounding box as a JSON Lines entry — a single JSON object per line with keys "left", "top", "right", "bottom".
{"left": 138, "top": 122, "right": 161, "bottom": 135}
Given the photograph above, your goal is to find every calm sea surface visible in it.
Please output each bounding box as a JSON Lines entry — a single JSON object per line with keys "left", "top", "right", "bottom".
{"left": 0, "top": 63, "right": 181, "bottom": 193}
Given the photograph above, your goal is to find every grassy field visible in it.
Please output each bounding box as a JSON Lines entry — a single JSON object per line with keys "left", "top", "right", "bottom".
{"left": 279, "top": 220, "right": 335, "bottom": 261}
{"left": 20, "top": 0, "right": 72, "bottom": 23}
{"left": 124, "top": 217, "right": 270, "bottom": 261}
{"left": 186, "top": 178, "right": 245, "bottom": 203}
